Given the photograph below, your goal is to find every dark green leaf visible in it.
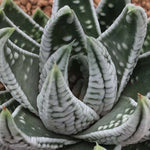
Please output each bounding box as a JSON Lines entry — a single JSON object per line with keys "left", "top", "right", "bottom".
{"left": 96, "top": 0, "right": 130, "bottom": 32}
{"left": 123, "top": 52, "right": 150, "bottom": 100}
{"left": 32, "top": 8, "right": 49, "bottom": 28}
{"left": 52, "top": 0, "right": 101, "bottom": 37}
{"left": 141, "top": 18, "right": 150, "bottom": 54}
{"left": 1, "top": 0, "right": 43, "bottom": 43}
{"left": 75, "top": 95, "right": 150, "bottom": 146}
{"left": 99, "top": 4, "right": 147, "bottom": 98}
{"left": 40, "top": 6, "right": 86, "bottom": 72}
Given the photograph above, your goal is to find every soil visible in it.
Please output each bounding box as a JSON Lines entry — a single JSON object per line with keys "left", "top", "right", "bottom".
{"left": 0, "top": 0, "right": 150, "bottom": 91}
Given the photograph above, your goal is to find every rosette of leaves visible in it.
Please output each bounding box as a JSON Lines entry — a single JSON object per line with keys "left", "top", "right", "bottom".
{"left": 0, "top": 0, "right": 150, "bottom": 149}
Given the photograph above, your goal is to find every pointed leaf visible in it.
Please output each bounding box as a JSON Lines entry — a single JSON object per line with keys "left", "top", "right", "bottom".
{"left": 141, "top": 18, "right": 150, "bottom": 54}
{"left": 13, "top": 106, "right": 77, "bottom": 149}
{"left": 75, "top": 95, "right": 150, "bottom": 146}
{"left": 32, "top": 8, "right": 49, "bottom": 28}
{"left": 39, "top": 43, "right": 72, "bottom": 90}
{"left": 123, "top": 52, "right": 150, "bottom": 100}
{"left": 83, "top": 37, "right": 117, "bottom": 115}
{"left": 96, "top": 0, "right": 130, "bottom": 32}
{"left": 0, "top": 10, "right": 40, "bottom": 54}
{"left": 40, "top": 6, "right": 86, "bottom": 72}
{"left": 94, "top": 143, "right": 106, "bottom": 150}
{"left": 0, "top": 28, "right": 39, "bottom": 114}
{"left": 1, "top": 0, "right": 43, "bottom": 43}
{"left": 0, "top": 106, "right": 77, "bottom": 149}
{"left": 99, "top": 4, "right": 147, "bottom": 98}
{"left": 52, "top": 0, "right": 101, "bottom": 37}
{"left": 37, "top": 65, "right": 99, "bottom": 135}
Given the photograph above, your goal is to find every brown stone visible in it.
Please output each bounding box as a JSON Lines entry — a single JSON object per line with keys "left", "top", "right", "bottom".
{"left": 20, "top": 0, "right": 27, "bottom": 6}
{"left": 38, "top": 0, "right": 49, "bottom": 7}
{"left": 43, "top": 6, "right": 52, "bottom": 16}
{"left": 29, "top": 0, "right": 38, "bottom": 5}
{"left": 26, "top": 2, "right": 32, "bottom": 12}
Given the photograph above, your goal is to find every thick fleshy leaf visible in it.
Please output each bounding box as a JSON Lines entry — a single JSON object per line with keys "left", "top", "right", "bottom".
{"left": 37, "top": 65, "right": 99, "bottom": 135}
{"left": 123, "top": 52, "right": 150, "bottom": 100}
{"left": 75, "top": 95, "right": 150, "bottom": 146}
{"left": 39, "top": 6, "right": 86, "bottom": 72}
{"left": 0, "top": 9, "right": 40, "bottom": 54}
{"left": 39, "top": 43, "right": 72, "bottom": 90}
{"left": 0, "top": 106, "right": 77, "bottom": 150}
{"left": 83, "top": 37, "right": 117, "bottom": 115}
{"left": 99, "top": 4, "right": 147, "bottom": 98}
{"left": 0, "top": 143, "right": 11, "bottom": 150}
{"left": 96, "top": 0, "right": 130, "bottom": 32}
{"left": 141, "top": 18, "right": 150, "bottom": 54}
{"left": 0, "top": 28, "right": 39, "bottom": 114}
{"left": 0, "top": 0, "right": 43, "bottom": 43}
{"left": 32, "top": 8, "right": 49, "bottom": 28}
{"left": 52, "top": 0, "right": 101, "bottom": 37}
{"left": 94, "top": 143, "right": 106, "bottom": 150}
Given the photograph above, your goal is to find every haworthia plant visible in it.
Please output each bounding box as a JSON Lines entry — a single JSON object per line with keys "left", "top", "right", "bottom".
{"left": 0, "top": 0, "right": 150, "bottom": 150}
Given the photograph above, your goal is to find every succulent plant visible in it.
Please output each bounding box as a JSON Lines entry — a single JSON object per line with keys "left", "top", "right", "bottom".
{"left": 0, "top": 0, "right": 150, "bottom": 149}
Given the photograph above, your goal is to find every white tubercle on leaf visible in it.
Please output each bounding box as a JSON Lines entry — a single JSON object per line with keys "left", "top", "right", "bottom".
{"left": 37, "top": 65, "right": 99, "bottom": 135}
{"left": 99, "top": 4, "right": 147, "bottom": 100}
{"left": 75, "top": 95, "right": 150, "bottom": 146}
{"left": 39, "top": 43, "right": 72, "bottom": 90}
{"left": 39, "top": 6, "right": 86, "bottom": 73}
{"left": 52, "top": 0, "right": 101, "bottom": 37}
{"left": 0, "top": 28, "right": 39, "bottom": 115}
{"left": 83, "top": 37, "right": 117, "bottom": 115}
{"left": 0, "top": 106, "right": 77, "bottom": 150}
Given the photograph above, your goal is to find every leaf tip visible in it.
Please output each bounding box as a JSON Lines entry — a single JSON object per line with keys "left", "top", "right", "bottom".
{"left": 2, "top": 105, "right": 6, "bottom": 111}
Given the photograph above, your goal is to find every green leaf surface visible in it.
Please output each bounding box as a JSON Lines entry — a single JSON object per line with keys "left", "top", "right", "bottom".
{"left": 13, "top": 106, "right": 77, "bottom": 149}
{"left": 99, "top": 4, "right": 147, "bottom": 99}
{"left": 141, "top": 18, "right": 150, "bottom": 54}
{"left": 96, "top": 0, "right": 130, "bottom": 32}
{"left": 0, "top": 10, "right": 40, "bottom": 54}
{"left": 1, "top": 0, "right": 43, "bottom": 43}
{"left": 0, "top": 107, "right": 27, "bottom": 149}
{"left": 37, "top": 65, "right": 99, "bottom": 135}
{"left": 0, "top": 28, "right": 39, "bottom": 114}
{"left": 123, "top": 52, "right": 150, "bottom": 100}
{"left": 40, "top": 6, "right": 86, "bottom": 72}
{"left": 40, "top": 43, "right": 72, "bottom": 90}
{"left": 83, "top": 37, "right": 117, "bottom": 115}
{"left": 75, "top": 95, "right": 150, "bottom": 146}
{"left": 52, "top": 0, "right": 101, "bottom": 37}
{"left": 32, "top": 8, "right": 49, "bottom": 28}
{"left": 94, "top": 143, "right": 106, "bottom": 150}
